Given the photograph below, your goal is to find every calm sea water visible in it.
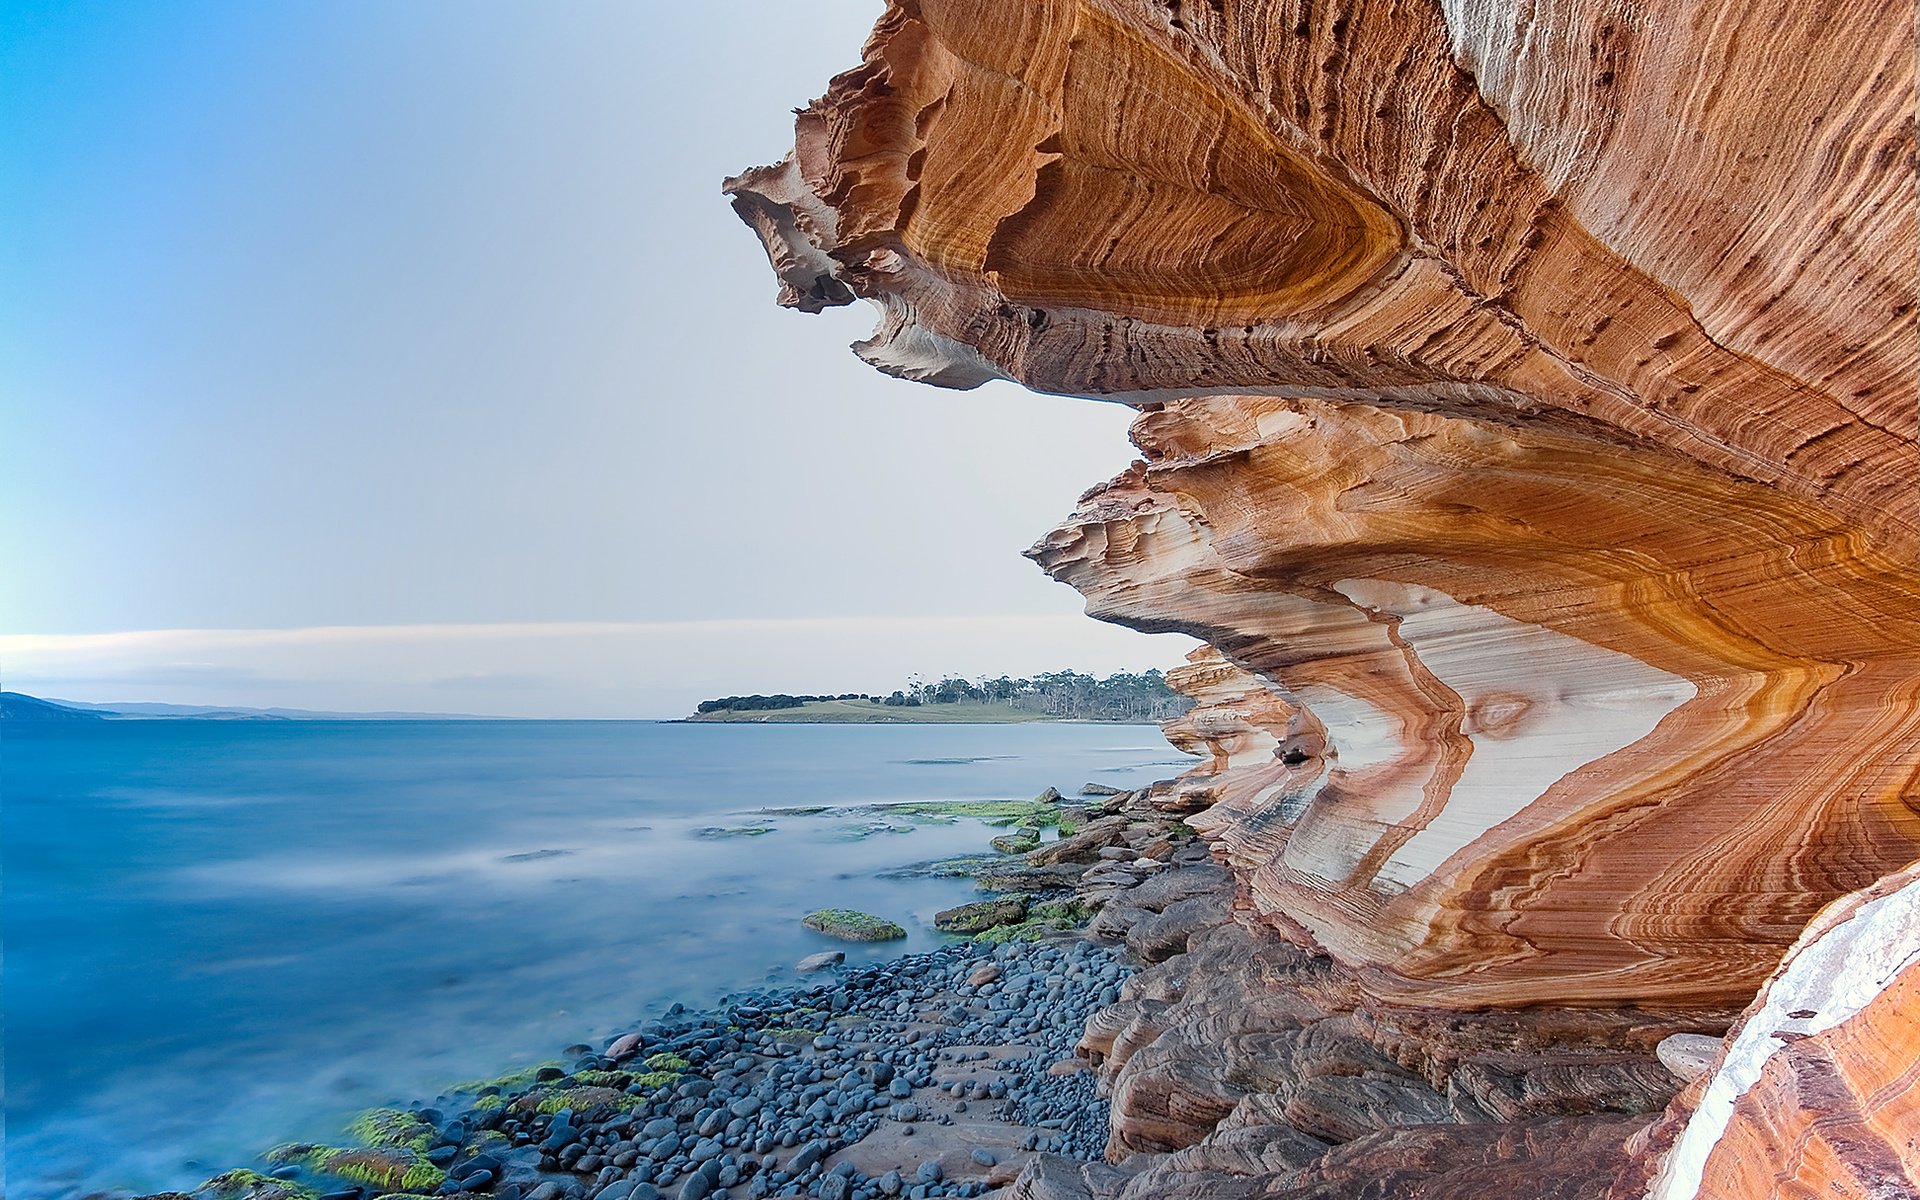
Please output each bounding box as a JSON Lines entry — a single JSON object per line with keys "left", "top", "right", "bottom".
{"left": 4, "top": 719, "right": 1191, "bottom": 1199}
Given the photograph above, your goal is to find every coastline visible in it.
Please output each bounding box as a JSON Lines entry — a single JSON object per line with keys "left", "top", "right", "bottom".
{"left": 147, "top": 789, "right": 1216, "bottom": 1200}
{"left": 668, "top": 719, "right": 1161, "bottom": 726}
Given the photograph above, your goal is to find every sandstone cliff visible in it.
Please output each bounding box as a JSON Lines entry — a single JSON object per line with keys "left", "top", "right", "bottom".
{"left": 727, "top": 1, "right": 1917, "bottom": 1194}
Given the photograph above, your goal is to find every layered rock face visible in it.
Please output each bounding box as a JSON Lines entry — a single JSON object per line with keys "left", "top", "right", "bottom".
{"left": 1622, "top": 862, "right": 1920, "bottom": 1200}
{"left": 727, "top": 0, "right": 1917, "bottom": 1192}
{"left": 1032, "top": 395, "right": 1920, "bottom": 1011}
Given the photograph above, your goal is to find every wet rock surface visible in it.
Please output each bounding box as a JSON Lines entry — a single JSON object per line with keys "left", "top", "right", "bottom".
{"left": 1004, "top": 871, "right": 1728, "bottom": 1200}
{"left": 151, "top": 789, "right": 1749, "bottom": 1200}
{"left": 155, "top": 792, "right": 1203, "bottom": 1200}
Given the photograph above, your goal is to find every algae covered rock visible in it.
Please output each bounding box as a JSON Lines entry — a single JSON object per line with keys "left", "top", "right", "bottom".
{"left": 802, "top": 908, "right": 906, "bottom": 941}
{"left": 969, "top": 896, "right": 1097, "bottom": 945}
{"left": 990, "top": 828, "right": 1042, "bottom": 854}
{"left": 263, "top": 1145, "right": 444, "bottom": 1194}
{"left": 344, "top": 1108, "right": 433, "bottom": 1153}
{"left": 194, "top": 1171, "right": 317, "bottom": 1200}
{"left": 510, "top": 1082, "right": 642, "bottom": 1114}
{"left": 934, "top": 895, "right": 1029, "bottom": 934}
{"left": 1032, "top": 897, "right": 1097, "bottom": 924}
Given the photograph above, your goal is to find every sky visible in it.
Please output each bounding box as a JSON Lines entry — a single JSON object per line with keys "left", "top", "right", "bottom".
{"left": 0, "top": 1, "right": 1196, "bottom": 717}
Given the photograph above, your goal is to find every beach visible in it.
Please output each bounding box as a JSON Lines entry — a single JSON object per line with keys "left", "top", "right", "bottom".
{"left": 133, "top": 771, "right": 1220, "bottom": 1200}
{"left": 8, "top": 719, "right": 1193, "bottom": 1199}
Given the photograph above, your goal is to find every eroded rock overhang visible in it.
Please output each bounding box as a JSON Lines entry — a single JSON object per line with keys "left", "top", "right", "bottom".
{"left": 724, "top": 0, "right": 1920, "bottom": 1015}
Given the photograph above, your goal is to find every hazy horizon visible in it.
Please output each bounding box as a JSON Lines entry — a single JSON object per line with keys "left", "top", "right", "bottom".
{"left": 1, "top": 1, "right": 1199, "bottom": 715}
{"left": 1, "top": 616, "right": 1198, "bottom": 719}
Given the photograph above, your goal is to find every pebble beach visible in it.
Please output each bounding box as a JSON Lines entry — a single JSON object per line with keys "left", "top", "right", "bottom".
{"left": 150, "top": 787, "right": 1216, "bottom": 1200}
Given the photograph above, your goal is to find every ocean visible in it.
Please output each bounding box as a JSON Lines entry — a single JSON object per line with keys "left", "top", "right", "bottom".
{"left": 3, "top": 719, "right": 1191, "bottom": 1199}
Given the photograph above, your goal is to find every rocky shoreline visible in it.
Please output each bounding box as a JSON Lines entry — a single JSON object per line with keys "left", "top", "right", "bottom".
{"left": 151, "top": 791, "right": 1215, "bottom": 1200}
{"left": 132, "top": 775, "right": 1725, "bottom": 1200}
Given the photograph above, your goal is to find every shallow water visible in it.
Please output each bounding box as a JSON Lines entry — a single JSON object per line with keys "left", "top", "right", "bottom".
{"left": 3, "top": 719, "right": 1191, "bottom": 1199}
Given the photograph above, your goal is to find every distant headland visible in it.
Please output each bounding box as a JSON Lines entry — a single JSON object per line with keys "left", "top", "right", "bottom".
{"left": 685, "top": 671, "right": 1192, "bottom": 724}
{"left": 0, "top": 691, "right": 500, "bottom": 722}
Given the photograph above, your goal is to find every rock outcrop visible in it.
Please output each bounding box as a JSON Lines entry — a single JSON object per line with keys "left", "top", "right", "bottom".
{"left": 1621, "top": 862, "right": 1920, "bottom": 1200}
{"left": 728, "top": 0, "right": 1917, "bottom": 1192}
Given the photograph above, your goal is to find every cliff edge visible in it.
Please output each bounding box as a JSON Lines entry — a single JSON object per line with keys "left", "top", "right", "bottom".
{"left": 726, "top": 1, "right": 1918, "bottom": 1194}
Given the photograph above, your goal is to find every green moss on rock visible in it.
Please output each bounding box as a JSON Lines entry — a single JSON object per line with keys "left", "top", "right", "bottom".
{"left": 872, "top": 799, "right": 1061, "bottom": 828}
{"left": 644, "top": 1051, "right": 690, "bottom": 1071}
{"left": 990, "top": 830, "right": 1042, "bottom": 854}
{"left": 876, "top": 854, "right": 1002, "bottom": 881}
{"left": 972, "top": 916, "right": 1079, "bottom": 945}
{"left": 449, "top": 1060, "right": 562, "bottom": 1093}
{"left": 1031, "top": 897, "right": 1097, "bottom": 925}
{"left": 802, "top": 909, "right": 906, "bottom": 942}
{"left": 196, "top": 1169, "right": 318, "bottom": 1200}
{"left": 263, "top": 1147, "right": 443, "bottom": 1194}
{"left": 762, "top": 1026, "right": 826, "bottom": 1043}
{"left": 345, "top": 1108, "right": 433, "bottom": 1153}
{"left": 934, "top": 895, "right": 1030, "bottom": 934}
{"left": 515, "top": 1084, "right": 646, "bottom": 1115}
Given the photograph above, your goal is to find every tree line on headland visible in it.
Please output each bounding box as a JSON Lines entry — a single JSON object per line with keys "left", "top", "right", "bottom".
{"left": 694, "top": 670, "right": 1192, "bottom": 722}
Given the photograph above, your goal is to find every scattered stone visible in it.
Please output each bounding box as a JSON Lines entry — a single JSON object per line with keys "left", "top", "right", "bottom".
{"left": 171, "top": 787, "right": 1217, "bottom": 1200}
{"left": 1657, "top": 1032, "right": 1725, "bottom": 1082}
{"left": 606, "top": 1031, "right": 646, "bottom": 1061}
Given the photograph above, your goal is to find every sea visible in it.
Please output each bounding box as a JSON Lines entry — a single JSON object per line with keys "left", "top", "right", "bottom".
{"left": 3, "top": 719, "right": 1193, "bottom": 1199}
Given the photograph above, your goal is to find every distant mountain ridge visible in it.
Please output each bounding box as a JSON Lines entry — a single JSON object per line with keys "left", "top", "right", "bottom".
{"left": 0, "top": 693, "right": 108, "bottom": 721}
{"left": 0, "top": 692, "right": 501, "bottom": 721}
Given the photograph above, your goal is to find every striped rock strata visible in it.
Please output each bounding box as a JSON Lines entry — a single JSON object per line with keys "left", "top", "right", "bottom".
{"left": 1618, "top": 862, "right": 1920, "bottom": 1200}
{"left": 726, "top": 0, "right": 1918, "bottom": 1190}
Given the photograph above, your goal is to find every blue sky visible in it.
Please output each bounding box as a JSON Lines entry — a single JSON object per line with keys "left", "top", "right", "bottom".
{"left": 0, "top": 1, "right": 1193, "bottom": 715}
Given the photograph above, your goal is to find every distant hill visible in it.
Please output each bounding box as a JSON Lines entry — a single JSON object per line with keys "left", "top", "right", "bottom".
{"left": 0, "top": 692, "right": 107, "bottom": 721}
{"left": 687, "top": 698, "right": 1060, "bottom": 724}
{"left": 690, "top": 670, "right": 1192, "bottom": 724}
{"left": 47, "top": 700, "right": 290, "bottom": 719}
{"left": 1, "top": 692, "right": 501, "bottom": 721}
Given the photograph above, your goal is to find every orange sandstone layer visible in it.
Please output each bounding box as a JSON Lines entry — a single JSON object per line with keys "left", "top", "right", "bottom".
{"left": 728, "top": 0, "right": 1916, "bottom": 550}
{"left": 728, "top": 0, "right": 1919, "bottom": 1012}
{"left": 1618, "top": 862, "right": 1920, "bottom": 1200}
{"left": 1032, "top": 396, "right": 1920, "bottom": 1009}
{"left": 726, "top": 0, "right": 1917, "bottom": 1191}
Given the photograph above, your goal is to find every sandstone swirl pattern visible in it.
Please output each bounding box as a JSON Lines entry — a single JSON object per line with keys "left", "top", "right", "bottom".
{"left": 726, "top": 0, "right": 1917, "bottom": 1191}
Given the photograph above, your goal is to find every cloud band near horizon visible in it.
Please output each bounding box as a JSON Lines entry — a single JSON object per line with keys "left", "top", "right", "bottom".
{"left": 1, "top": 617, "right": 1202, "bottom": 719}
